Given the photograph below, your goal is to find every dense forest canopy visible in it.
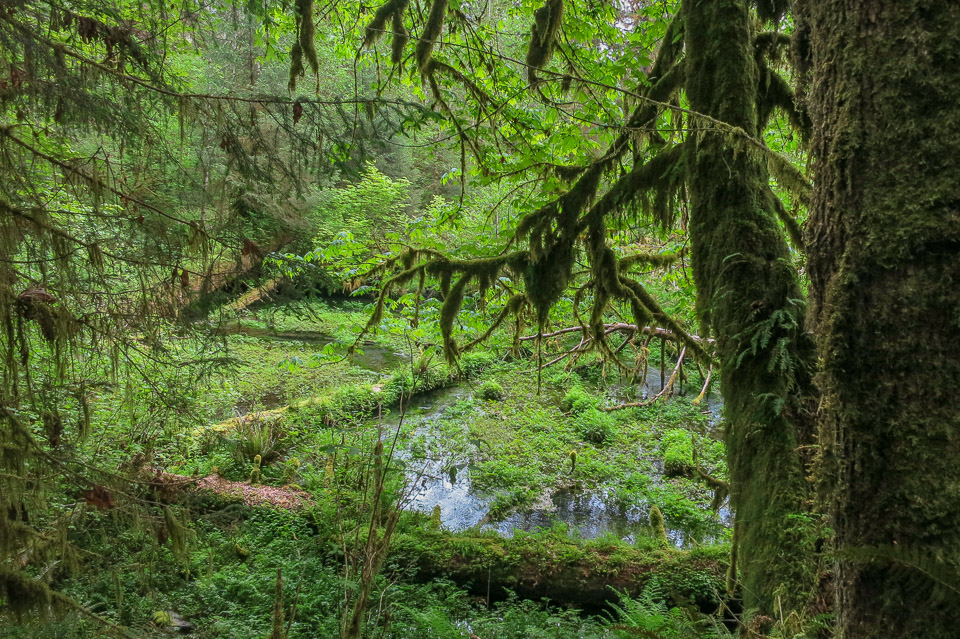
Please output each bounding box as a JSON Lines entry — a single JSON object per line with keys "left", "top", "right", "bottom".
{"left": 1, "top": 0, "right": 958, "bottom": 637}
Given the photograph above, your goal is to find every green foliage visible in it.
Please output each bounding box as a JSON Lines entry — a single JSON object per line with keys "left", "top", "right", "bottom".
{"left": 562, "top": 385, "right": 602, "bottom": 414}
{"left": 314, "top": 164, "right": 410, "bottom": 258}
{"left": 233, "top": 419, "right": 288, "bottom": 465}
{"left": 575, "top": 408, "right": 616, "bottom": 446}
{"left": 151, "top": 610, "right": 173, "bottom": 627}
{"left": 606, "top": 582, "right": 731, "bottom": 638}
{"left": 477, "top": 380, "right": 505, "bottom": 401}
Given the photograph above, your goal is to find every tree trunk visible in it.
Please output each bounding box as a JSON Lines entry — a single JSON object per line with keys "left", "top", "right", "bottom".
{"left": 684, "top": 0, "right": 817, "bottom": 614}
{"left": 800, "top": 1, "right": 960, "bottom": 636}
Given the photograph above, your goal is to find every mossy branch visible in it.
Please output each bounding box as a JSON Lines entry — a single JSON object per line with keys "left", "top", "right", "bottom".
{"left": 759, "top": 65, "right": 810, "bottom": 137}
{"left": 619, "top": 246, "right": 688, "bottom": 271}
{"left": 415, "top": 0, "right": 449, "bottom": 74}
{"left": 525, "top": 0, "right": 564, "bottom": 84}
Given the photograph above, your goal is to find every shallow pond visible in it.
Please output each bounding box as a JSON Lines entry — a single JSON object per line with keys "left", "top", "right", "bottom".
{"left": 214, "top": 323, "right": 407, "bottom": 373}
{"left": 386, "top": 379, "right": 727, "bottom": 547}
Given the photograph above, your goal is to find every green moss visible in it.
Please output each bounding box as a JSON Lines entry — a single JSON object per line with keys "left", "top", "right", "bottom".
{"left": 389, "top": 529, "right": 728, "bottom": 609}
{"left": 801, "top": 2, "right": 960, "bottom": 634}
{"left": 649, "top": 505, "right": 668, "bottom": 544}
{"left": 683, "top": 0, "right": 817, "bottom": 614}
{"left": 477, "top": 380, "right": 505, "bottom": 401}
{"left": 249, "top": 454, "right": 262, "bottom": 484}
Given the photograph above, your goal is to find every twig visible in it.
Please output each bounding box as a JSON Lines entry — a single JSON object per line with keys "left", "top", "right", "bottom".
{"left": 692, "top": 364, "right": 714, "bottom": 406}
{"left": 603, "top": 346, "right": 686, "bottom": 412}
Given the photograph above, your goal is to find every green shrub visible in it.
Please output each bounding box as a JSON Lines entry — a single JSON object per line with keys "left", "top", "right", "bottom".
{"left": 460, "top": 350, "right": 498, "bottom": 376}
{"left": 574, "top": 408, "right": 615, "bottom": 445}
{"left": 477, "top": 380, "right": 505, "bottom": 401}
{"left": 561, "top": 385, "right": 601, "bottom": 414}
{"left": 662, "top": 429, "right": 694, "bottom": 477}
{"left": 231, "top": 418, "right": 286, "bottom": 464}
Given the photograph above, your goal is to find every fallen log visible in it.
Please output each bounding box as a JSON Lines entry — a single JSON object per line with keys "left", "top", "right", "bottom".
{"left": 389, "top": 530, "right": 728, "bottom": 611}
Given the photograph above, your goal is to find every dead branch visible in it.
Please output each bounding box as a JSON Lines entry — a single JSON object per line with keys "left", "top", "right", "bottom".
{"left": 603, "top": 345, "right": 686, "bottom": 412}
{"left": 521, "top": 323, "right": 713, "bottom": 344}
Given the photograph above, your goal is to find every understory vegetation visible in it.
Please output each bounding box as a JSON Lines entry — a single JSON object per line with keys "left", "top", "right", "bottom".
{"left": 4, "top": 296, "right": 739, "bottom": 638}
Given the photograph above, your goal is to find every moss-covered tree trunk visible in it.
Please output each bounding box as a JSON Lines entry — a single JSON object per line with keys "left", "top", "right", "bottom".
{"left": 800, "top": 1, "right": 960, "bottom": 636}
{"left": 684, "top": 0, "right": 816, "bottom": 614}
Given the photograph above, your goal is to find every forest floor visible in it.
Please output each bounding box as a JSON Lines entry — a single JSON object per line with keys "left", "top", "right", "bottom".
{"left": 5, "top": 298, "right": 733, "bottom": 639}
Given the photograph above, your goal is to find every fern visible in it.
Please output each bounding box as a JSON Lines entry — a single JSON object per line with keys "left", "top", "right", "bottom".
{"left": 605, "top": 583, "right": 732, "bottom": 638}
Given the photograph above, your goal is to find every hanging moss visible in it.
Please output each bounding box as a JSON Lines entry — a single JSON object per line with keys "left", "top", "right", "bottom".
{"left": 439, "top": 275, "right": 470, "bottom": 363}
{"left": 391, "top": 11, "right": 409, "bottom": 65}
{"left": 163, "top": 506, "right": 189, "bottom": 562}
{"left": 525, "top": 0, "right": 564, "bottom": 83}
{"left": 288, "top": 0, "right": 318, "bottom": 90}
{"left": 361, "top": 0, "right": 410, "bottom": 66}
{"left": 415, "top": 0, "right": 449, "bottom": 74}
{"left": 363, "top": 0, "right": 407, "bottom": 46}
{"left": 0, "top": 565, "right": 53, "bottom": 619}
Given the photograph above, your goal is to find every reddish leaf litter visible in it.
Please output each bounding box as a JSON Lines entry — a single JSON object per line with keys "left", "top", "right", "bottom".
{"left": 148, "top": 470, "right": 311, "bottom": 510}
{"left": 195, "top": 475, "right": 311, "bottom": 509}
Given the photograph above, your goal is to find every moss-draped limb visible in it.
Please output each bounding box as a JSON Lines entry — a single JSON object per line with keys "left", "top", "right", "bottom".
{"left": 358, "top": 248, "right": 527, "bottom": 345}
{"left": 415, "top": 0, "right": 448, "bottom": 74}
{"left": 683, "top": 0, "right": 817, "bottom": 614}
{"left": 765, "top": 184, "right": 804, "bottom": 252}
{"left": 619, "top": 246, "right": 687, "bottom": 271}
{"left": 800, "top": 1, "right": 960, "bottom": 635}
{"left": 758, "top": 64, "right": 810, "bottom": 137}
{"left": 581, "top": 142, "right": 687, "bottom": 230}
{"left": 356, "top": 13, "right": 699, "bottom": 368}
{"left": 288, "top": 0, "right": 318, "bottom": 90}
{"left": 525, "top": 0, "right": 564, "bottom": 83}
{"left": 619, "top": 276, "right": 709, "bottom": 363}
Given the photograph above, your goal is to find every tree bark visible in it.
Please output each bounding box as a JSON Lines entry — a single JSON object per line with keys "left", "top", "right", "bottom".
{"left": 800, "top": 1, "right": 960, "bottom": 636}
{"left": 684, "top": 0, "right": 817, "bottom": 614}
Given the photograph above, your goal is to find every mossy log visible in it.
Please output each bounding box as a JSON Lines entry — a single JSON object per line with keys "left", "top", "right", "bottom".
{"left": 389, "top": 531, "right": 728, "bottom": 611}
